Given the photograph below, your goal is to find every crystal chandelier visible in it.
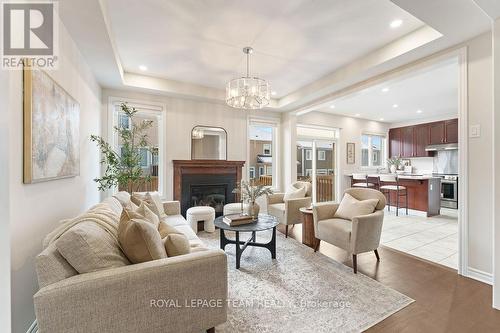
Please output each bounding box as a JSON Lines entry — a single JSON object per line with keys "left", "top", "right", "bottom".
{"left": 226, "top": 47, "right": 270, "bottom": 109}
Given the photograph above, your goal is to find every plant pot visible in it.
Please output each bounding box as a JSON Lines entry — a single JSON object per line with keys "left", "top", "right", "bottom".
{"left": 390, "top": 165, "right": 397, "bottom": 174}
{"left": 245, "top": 202, "right": 260, "bottom": 218}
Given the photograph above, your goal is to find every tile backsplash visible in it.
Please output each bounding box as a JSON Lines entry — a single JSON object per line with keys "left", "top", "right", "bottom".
{"left": 408, "top": 150, "right": 458, "bottom": 175}
{"left": 433, "top": 150, "right": 458, "bottom": 174}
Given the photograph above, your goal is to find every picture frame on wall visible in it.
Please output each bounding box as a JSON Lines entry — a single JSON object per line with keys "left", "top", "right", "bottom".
{"left": 23, "top": 64, "right": 80, "bottom": 184}
{"left": 346, "top": 142, "right": 355, "bottom": 164}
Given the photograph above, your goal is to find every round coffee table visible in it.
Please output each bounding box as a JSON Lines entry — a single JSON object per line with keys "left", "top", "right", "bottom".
{"left": 214, "top": 214, "right": 279, "bottom": 269}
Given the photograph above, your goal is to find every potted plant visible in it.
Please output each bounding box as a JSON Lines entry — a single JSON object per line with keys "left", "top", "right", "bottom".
{"left": 90, "top": 103, "right": 156, "bottom": 194}
{"left": 387, "top": 156, "right": 402, "bottom": 174}
{"left": 232, "top": 180, "right": 274, "bottom": 218}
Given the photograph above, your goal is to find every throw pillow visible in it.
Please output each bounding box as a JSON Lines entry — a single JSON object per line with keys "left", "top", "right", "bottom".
{"left": 158, "top": 221, "right": 190, "bottom": 257}
{"left": 334, "top": 193, "right": 379, "bottom": 221}
{"left": 135, "top": 202, "right": 160, "bottom": 229}
{"left": 118, "top": 209, "right": 167, "bottom": 264}
{"left": 131, "top": 192, "right": 166, "bottom": 219}
{"left": 283, "top": 185, "right": 306, "bottom": 201}
{"left": 163, "top": 234, "right": 190, "bottom": 257}
{"left": 56, "top": 221, "right": 130, "bottom": 274}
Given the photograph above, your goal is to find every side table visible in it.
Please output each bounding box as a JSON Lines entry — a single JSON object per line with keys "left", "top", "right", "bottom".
{"left": 299, "top": 207, "right": 319, "bottom": 249}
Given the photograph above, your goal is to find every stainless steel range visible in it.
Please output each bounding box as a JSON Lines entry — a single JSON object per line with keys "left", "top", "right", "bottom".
{"left": 433, "top": 174, "right": 458, "bottom": 209}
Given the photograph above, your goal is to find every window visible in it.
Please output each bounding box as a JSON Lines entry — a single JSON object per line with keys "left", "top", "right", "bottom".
{"left": 249, "top": 119, "right": 279, "bottom": 188}
{"left": 118, "top": 114, "right": 131, "bottom": 129}
{"left": 306, "top": 149, "right": 312, "bottom": 160}
{"left": 112, "top": 99, "right": 164, "bottom": 194}
{"left": 263, "top": 143, "right": 271, "bottom": 155}
{"left": 361, "top": 134, "right": 386, "bottom": 167}
{"left": 318, "top": 150, "right": 326, "bottom": 161}
{"left": 249, "top": 167, "right": 255, "bottom": 179}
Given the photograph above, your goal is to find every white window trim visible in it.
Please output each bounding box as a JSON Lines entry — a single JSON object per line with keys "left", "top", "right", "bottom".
{"left": 108, "top": 97, "right": 166, "bottom": 198}
{"left": 361, "top": 133, "right": 387, "bottom": 169}
{"left": 247, "top": 116, "right": 280, "bottom": 190}
{"left": 306, "top": 149, "right": 312, "bottom": 161}
{"left": 249, "top": 166, "right": 255, "bottom": 179}
{"left": 263, "top": 143, "right": 271, "bottom": 155}
{"left": 318, "top": 150, "right": 326, "bottom": 161}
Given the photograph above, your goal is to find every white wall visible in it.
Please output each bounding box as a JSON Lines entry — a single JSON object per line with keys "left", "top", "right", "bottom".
{"left": 492, "top": 18, "right": 500, "bottom": 309}
{"left": 5, "top": 21, "right": 102, "bottom": 332}
{"left": 296, "top": 112, "right": 391, "bottom": 193}
{"left": 0, "top": 59, "right": 12, "bottom": 333}
{"left": 466, "top": 33, "right": 494, "bottom": 277}
{"left": 102, "top": 89, "right": 283, "bottom": 199}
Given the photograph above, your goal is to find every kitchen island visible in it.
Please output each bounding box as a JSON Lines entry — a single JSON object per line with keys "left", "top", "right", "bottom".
{"left": 346, "top": 174, "right": 441, "bottom": 217}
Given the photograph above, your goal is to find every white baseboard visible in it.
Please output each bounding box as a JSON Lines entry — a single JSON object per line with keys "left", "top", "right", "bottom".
{"left": 27, "top": 320, "right": 37, "bottom": 333}
{"left": 466, "top": 267, "right": 493, "bottom": 285}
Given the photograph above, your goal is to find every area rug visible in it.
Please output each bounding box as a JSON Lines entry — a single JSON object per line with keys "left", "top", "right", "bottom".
{"left": 198, "top": 230, "right": 414, "bottom": 333}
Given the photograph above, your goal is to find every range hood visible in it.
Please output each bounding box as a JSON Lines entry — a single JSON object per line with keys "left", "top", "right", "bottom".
{"left": 425, "top": 143, "right": 458, "bottom": 152}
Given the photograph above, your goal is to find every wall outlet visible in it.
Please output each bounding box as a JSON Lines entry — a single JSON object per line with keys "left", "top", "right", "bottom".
{"left": 470, "top": 124, "right": 481, "bottom": 138}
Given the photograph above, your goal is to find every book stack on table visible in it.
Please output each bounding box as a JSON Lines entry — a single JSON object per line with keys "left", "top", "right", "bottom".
{"left": 222, "top": 214, "right": 255, "bottom": 226}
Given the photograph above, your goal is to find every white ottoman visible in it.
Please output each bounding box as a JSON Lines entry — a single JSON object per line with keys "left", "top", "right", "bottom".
{"left": 186, "top": 206, "right": 215, "bottom": 233}
{"left": 223, "top": 202, "right": 248, "bottom": 216}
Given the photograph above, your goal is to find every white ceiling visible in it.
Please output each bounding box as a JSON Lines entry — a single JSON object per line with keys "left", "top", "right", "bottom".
{"left": 104, "top": 0, "right": 424, "bottom": 97}
{"left": 316, "top": 57, "right": 459, "bottom": 123}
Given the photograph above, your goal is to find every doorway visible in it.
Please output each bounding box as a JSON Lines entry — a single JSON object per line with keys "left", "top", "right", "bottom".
{"left": 296, "top": 126, "right": 339, "bottom": 203}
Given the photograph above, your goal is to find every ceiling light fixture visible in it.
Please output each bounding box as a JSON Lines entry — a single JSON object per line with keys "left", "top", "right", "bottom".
{"left": 390, "top": 19, "right": 403, "bottom": 28}
{"left": 417, "top": 109, "right": 423, "bottom": 114}
{"left": 139, "top": 65, "right": 147, "bottom": 71}
{"left": 226, "top": 47, "right": 270, "bottom": 109}
{"left": 382, "top": 87, "right": 389, "bottom": 93}
{"left": 355, "top": 113, "right": 361, "bottom": 117}
{"left": 271, "top": 91, "right": 277, "bottom": 96}
{"left": 330, "top": 105, "right": 336, "bottom": 109}
{"left": 392, "top": 104, "right": 398, "bottom": 108}
{"left": 379, "top": 118, "right": 385, "bottom": 121}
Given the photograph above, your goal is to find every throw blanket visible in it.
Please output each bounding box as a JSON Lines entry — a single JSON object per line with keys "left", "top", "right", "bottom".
{"left": 43, "top": 203, "right": 120, "bottom": 248}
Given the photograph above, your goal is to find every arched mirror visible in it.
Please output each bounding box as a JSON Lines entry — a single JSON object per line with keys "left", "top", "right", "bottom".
{"left": 191, "top": 126, "right": 227, "bottom": 160}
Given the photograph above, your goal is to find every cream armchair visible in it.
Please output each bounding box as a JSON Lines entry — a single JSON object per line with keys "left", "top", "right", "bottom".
{"left": 267, "top": 181, "right": 312, "bottom": 237}
{"left": 312, "top": 188, "right": 386, "bottom": 273}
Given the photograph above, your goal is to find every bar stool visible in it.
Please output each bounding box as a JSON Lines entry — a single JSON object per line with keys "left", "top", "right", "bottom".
{"left": 351, "top": 173, "right": 376, "bottom": 189}
{"left": 378, "top": 174, "right": 408, "bottom": 216}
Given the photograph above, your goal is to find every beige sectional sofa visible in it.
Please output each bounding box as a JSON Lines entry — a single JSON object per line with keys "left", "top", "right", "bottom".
{"left": 33, "top": 193, "right": 227, "bottom": 333}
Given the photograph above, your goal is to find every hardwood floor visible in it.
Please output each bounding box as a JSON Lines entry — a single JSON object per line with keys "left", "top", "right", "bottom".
{"left": 277, "top": 224, "right": 500, "bottom": 332}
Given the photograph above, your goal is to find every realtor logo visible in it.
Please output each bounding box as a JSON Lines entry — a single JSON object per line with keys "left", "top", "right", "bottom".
{"left": 1, "top": 1, "right": 58, "bottom": 69}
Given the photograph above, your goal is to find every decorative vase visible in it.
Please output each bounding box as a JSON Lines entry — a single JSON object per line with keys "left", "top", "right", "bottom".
{"left": 246, "top": 202, "right": 260, "bottom": 218}
{"left": 390, "top": 165, "right": 397, "bottom": 174}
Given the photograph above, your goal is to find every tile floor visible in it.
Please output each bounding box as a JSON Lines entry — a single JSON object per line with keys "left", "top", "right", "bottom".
{"left": 381, "top": 208, "right": 458, "bottom": 269}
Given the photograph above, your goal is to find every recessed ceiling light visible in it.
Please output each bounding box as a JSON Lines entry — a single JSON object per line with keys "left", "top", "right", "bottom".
{"left": 382, "top": 87, "right": 389, "bottom": 93}
{"left": 330, "top": 105, "right": 336, "bottom": 109}
{"left": 139, "top": 65, "right": 148, "bottom": 71}
{"left": 271, "top": 91, "right": 277, "bottom": 96}
{"left": 390, "top": 19, "right": 403, "bottom": 28}
{"left": 417, "top": 109, "right": 423, "bottom": 114}
{"left": 392, "top": 104, "right": 398, "bottom": 108}
{"left": 379, "top": 118, "right": 385, "bottom": 121}
{"left": 355, "top": 113, "right": 361, "bottom": 117}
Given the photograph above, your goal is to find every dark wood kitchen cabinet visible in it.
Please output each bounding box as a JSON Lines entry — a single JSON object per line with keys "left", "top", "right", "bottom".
{"left": 414, "top": 124, "right": 431, "bottom": 157}
{"left": 388, "top": 118, "right": 457, "bottom": 158}
{"left": 429, "top": 121, "right": 445, "bottom": 144}
{"left": 389, "top": 128, "right": 402, "bottom": 158}
{"left": 444, "top": 119, "right": 458, "bottom": 143}
{"left": 401, "top": 126, "right": 414, "bottom": 157}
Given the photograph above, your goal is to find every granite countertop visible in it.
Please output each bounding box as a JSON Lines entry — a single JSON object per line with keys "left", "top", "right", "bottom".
{"left": 345, "top": 173, "right": 441, "bottom": 180}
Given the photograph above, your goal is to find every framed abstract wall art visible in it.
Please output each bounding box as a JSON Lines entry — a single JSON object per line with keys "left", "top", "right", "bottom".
{"left": 23, "top": 65, "right": 80, "bottom": 183}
